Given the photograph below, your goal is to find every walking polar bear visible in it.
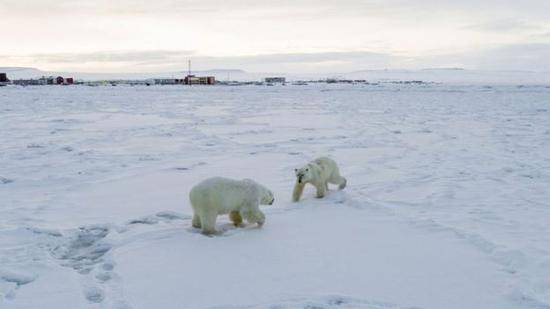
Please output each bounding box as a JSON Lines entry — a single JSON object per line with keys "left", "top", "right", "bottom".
{"left": 292, "top": 157, "right": 347, "bottom": 202}
{"left": 189, "top": 177, "right": 274, "bottom": 235}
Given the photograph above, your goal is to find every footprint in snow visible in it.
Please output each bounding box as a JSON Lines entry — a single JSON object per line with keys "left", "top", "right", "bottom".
{"left": 0, "top": 270, "right": 38, "bottom": 301}
{"left": 47, "top": 225, "right": 114, "bottom": 299}
{"left": 0, "top": 270, "right": 37, "bottom": 287}
{"left": 35, "top": 212, "right": 188, "bottom": 304}
{"left": 209, "top": 294, "right": 410, "bottom": 309}
{"left": 85, "top": 286, "right": 105, "bottom": 303}
{"left": 126, "top": 211, "right": 190, "bottom": 226}
{"left": 0, "top": 177, "right": 14, "bottom": 184}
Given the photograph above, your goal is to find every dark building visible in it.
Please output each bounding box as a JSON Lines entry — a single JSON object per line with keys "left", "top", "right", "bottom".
{"left": 38, "top": 76, "right": 55, "bottom": 84}
{"left": 184, "top": 75, "right": 215, "bottom": 85}
{"left": 264, "top": 77, "right": 285, "bottom": 84}
{"left": 0, "top": 73, "right": 7, "bottom": 86}
{"left": 12, "top": 79, "right": 44, "bottom": 86}
{"left": 154, "top": 78, "right": 186, "bottom": 85}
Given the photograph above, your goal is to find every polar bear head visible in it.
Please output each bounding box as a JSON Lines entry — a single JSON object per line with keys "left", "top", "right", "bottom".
{"left": 242, "top": 179, "right": 275, "bottom": 205}
{"left": 260, "top": 188, "right": 275, "bottom": 205}
{"left": 294, "top": 164, "right": 316, "bottom": 184}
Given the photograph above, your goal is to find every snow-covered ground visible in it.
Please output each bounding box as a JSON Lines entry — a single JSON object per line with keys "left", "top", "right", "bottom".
{"left": 1, "top": 83, "right": 549, "bottom": 308}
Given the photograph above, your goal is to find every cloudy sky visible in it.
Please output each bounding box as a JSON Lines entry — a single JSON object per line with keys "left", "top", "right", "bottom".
{"left": 1, "top": 0, "right": 550, "bottom": 73}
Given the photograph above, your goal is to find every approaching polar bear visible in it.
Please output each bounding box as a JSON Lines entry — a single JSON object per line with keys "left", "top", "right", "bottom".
{"left": 292, "top": 157, "right": 347, "bottom": 202}
{"left": 189, "top": 177, "right": 274, "bottom": 235}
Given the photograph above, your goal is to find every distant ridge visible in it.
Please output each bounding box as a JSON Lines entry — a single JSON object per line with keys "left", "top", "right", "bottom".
{"left": 421, "top": 67, "right": 465, "bottom": 71}
{"left": 0, "top": 67, "right": 37, "bottom": 71}
{"left": 0, "top": 67, "right": 45, "bottom": 76}
{"left": 349, "top": 68, "right": 465, "bottom": 74}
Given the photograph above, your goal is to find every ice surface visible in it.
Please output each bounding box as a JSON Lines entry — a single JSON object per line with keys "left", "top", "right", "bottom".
{"left": 0, "top": 83, "right": 549, "bottom": 308}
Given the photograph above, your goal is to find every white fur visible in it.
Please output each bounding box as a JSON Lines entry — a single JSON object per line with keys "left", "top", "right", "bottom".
{"left": 292, "top": 157, "right": 347, "bottom": 202}
{"left": 189, "top": 177, "right": 274, "bottom": 235}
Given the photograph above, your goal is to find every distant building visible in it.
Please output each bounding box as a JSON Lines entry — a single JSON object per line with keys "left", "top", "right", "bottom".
{"left": 154, "top": 78, "right": 186, "bottom": 85}
{"left": 205, "top": 76, "right": 215, "bottom": 85}
{"left": 39, "top": 76, "right": 55, "bottom": 84}
{"left": 264, "top": 77, "right": 285, "bottom": 84}
{"left": 184, "top": 75, "right": 215, "bottom": 85}
{"left": 0, "top": 73, "right": 8, "bottom": 86}
{"left": 12, "top": 76, "right": 74, "bottom": 86}
{"left": 51, "top": 76, "right": 74, "bottom": 85}
{"left": 13, "top": 79, "right": 45, "bottom": 86}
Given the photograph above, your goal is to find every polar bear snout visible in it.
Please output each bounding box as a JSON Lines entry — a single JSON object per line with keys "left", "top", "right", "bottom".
{"left": 261, "top": 190, "right": 275, "bottom": 205}
{"left": 295, "top": 167, "right": 311, "bottom": 184}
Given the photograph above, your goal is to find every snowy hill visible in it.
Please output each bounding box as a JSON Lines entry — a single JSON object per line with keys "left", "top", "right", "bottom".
{"left": 0, "top": 67, "right": 47, "bottom": 79}
{"left": 341, "top": 69, "right": 550, "bottom": 85}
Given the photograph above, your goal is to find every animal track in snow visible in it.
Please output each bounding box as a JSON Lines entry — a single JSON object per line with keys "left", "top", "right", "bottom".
{"left": 127, "top": 211, "right": 190, "bottom": 226}
{"left": 0, "top": 270, "right": 37, "bottom": 287}
{"left": 85, "top": 286, "right": 105, "bottom": 303}
{"left": 50, "top": 225, "right": 111, "bottom": 273}
{"left": 42, "top": 211, "right": 189, "bottom": 304}
{"left": 0, "top": 270, "right": 37, "bottom": 301}
{"left": 209, "top": 295, "right": 410, "bottom": 309}
{"left": 0, "top": 177, "right": 14, "bottom": 184}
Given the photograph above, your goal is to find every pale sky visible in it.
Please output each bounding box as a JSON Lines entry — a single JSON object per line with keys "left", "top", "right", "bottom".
{"left": 1, "top": 0, "right": 550, "bottom": 73}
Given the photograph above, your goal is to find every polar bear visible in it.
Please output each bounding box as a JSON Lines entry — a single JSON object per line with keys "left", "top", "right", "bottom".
{"left": 292, "top": 157, "right": 347, "bottom": 202}
{"left": 189, "top": 177, "right": 274, "bottom": 235}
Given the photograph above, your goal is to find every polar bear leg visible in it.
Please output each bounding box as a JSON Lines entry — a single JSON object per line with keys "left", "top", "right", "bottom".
{"left": 252, "top": 210, "right": 265, "bottom": 227}
{"left": 292, "top": 182, "right": 305, "bottom": 202}
{"left": 199, "top": 211, "right": 218, "bottom": 235}
{"left": 329, "top": 172, "right": 347, "bottom": 190}
{"left": 315, "top": 183, "right": 326, "bottom": 198}
{"left": 229, "top": 210, "right": 243, "bottom": 227}
{"left": 242, "top": 208, "right": 265, "bottom": 226}
{"left": 259, "top": 211, "right": 265, "bottom": 226}
{"left": 192, "top": 213, "right": 202, "bottom": 228}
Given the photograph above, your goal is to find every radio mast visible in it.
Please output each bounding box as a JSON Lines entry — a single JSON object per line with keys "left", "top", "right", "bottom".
{"left": 187, "top": 60, "right": 192, "bottom": 86}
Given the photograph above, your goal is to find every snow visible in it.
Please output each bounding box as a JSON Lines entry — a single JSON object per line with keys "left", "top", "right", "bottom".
{"left": 1, "top": 83, "right": 549, "bottom": 308}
